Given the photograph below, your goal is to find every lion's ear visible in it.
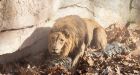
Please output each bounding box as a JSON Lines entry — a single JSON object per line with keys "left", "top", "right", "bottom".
{"left": 63, "top": 30, "right": 70, "bottom": 38}
{"left": 49, "top": 28, "right": 56, "bottom": 33}
{"left": 49, "top": 28, "right": 53, "bottom": 33}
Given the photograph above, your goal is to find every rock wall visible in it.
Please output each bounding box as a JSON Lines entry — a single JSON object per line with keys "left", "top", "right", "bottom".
{"left": 130, "top": 0, "right": 140, "bottom": 23}
{"left": 0, "top": 0, "right": 60, "bottom": 55}
{"left": 0, "top": 0, "right": 139, "bottom": 63}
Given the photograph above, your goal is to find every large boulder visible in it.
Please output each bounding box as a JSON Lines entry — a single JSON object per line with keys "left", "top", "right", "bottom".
{"left": 0, "top": 0, "right": 60, "bottom": 55}
{"left": 130, "top": 0, "right": 140, "bottom": 23}
{"left": 91, "top": 0, "right": 130, "bottom": 27}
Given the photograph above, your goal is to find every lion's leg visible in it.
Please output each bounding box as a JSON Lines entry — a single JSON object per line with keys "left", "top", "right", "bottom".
{"left": 71, "top": 42, "right": 85, "bottom": 71}
{"left": 91, "top": 27, "right": 107, "bottom": 50}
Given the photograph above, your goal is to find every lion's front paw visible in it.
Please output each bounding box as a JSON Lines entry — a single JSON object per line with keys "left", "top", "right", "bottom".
{"left": 46, "top": 57, "right": 72, "bottom": 69}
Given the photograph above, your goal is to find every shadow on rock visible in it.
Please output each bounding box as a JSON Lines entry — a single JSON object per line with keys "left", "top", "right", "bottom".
{"left": 0, "top": 27, "right": 51, "bottom": 65}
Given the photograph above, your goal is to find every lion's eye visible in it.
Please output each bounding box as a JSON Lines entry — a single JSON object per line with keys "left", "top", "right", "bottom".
{"left": 51, "top": 37, "right": 55, "bottom": 40}
{"left": 60, "top": 39, "right": 64, "bottom": 41}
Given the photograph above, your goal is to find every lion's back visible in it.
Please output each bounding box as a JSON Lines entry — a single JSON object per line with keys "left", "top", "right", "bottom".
{"left": 54, "top": 15, "right": 87, "bottom": 39}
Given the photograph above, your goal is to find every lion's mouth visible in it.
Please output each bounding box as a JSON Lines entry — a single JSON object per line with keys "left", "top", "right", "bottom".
{"left": 52, "top": 52, "right": 60, "bottom": 56}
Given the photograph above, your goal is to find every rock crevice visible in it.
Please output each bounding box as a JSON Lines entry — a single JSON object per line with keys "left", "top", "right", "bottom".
{"left": 0, "top": 25, "right": 34, "bottom": 32}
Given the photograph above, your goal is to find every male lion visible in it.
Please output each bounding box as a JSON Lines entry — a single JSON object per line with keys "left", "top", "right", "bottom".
{"left": 47, "top": 15, "right": 107, "bottom": 69}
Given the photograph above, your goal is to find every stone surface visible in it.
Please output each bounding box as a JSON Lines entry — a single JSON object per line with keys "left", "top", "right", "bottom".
{"left": 91, "top": 0, "right": 130, "bottom": 27}
{"left": 0, "top": 0, "right": 59, "bottom": 56}
{"left": 130, "top": 0, "right": 140, "bottom": 23}
{"left": 0, "top": 0, "right": 60, "bottom": 31}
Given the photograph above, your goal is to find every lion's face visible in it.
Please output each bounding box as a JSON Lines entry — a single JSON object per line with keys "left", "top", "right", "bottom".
{"left": 48, "top": 32, "right": 67, "bottom": 55}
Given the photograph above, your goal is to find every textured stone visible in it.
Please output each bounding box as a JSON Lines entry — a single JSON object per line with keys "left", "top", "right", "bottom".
{"left": 0, "top": 0, "right": 59, "bottom": 56}
{"left": 0, "top": 0, "right": 60, "bottom": 31}
{"left": 53, "top": 0, "right": 94, "bottom": 20}
{"left": 0, "top": 27, "right": 35, "bottom": 55}
{"left": 0, "top": 25, "right": 51, "bottom": 64}
{"left": 132, "top": 0, "right": 140, "bottom": 9}
{"left": 130, "top": 0, "right": 140, "bottom": 23}
{"left": 90, "top": 0, "right": 130, "bottom": 27}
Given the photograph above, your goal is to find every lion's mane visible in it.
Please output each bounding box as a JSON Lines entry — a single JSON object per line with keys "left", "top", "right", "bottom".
{"left": 48, "top": 15, "right": 88, "bottom": 58}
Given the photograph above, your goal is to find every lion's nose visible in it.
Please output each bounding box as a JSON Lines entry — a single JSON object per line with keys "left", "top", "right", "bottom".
{"left": 53, "top": 49, "right": 58, "bottom": 52}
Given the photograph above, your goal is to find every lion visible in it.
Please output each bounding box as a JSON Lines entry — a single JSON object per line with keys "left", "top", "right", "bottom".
{"left": 47, "top": 15, "right": 107, "bottom": 69}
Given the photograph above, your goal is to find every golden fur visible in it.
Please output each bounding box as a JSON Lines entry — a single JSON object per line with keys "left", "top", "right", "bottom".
{"left": 47, "top": 15, "right": 107, "bottom": 67}
{"left": 84, "top": 18, "right": 107, "bottom": 50}
{"left": 48, "top": 15, "right": 87, "bottom": 58}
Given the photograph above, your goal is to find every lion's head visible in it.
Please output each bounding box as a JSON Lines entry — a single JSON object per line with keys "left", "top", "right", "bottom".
{"left": 47, "top": 15, "right": 85, "bottom": 58}
{"left": 48, "top": 31, "right": 74, "bottom": 58}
